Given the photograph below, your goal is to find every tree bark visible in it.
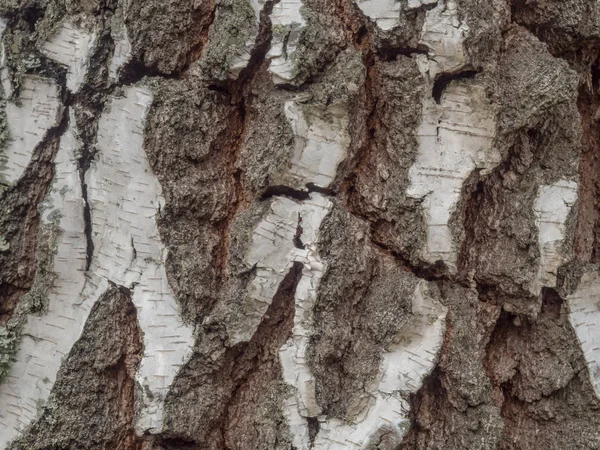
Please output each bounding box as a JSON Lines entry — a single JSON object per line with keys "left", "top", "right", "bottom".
{"left": 1, "top": 0, "right": 600, "bottom": 449}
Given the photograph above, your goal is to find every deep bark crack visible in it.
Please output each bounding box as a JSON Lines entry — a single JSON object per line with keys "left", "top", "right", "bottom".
{"left": 213, "top": 0, "right": 277, "bottom": 280}
{"left": 431, "top": 66, "right": 478, "bottom": 104}
{"left": 294, "top": 212, "right": 305, "bottom": 250}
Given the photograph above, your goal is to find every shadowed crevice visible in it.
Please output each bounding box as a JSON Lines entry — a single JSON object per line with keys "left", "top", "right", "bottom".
{"left": 431, "top": 66, "right": 478, "bottom": 104}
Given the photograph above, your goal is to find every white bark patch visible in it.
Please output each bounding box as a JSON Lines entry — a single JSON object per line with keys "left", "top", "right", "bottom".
{"left": 407, "top": 0, "right": 438, "bottom": 8}
{"left": 0, "top": 18, "right": 11, "bottom": 97}
{"left": 417, "top": 0, "right": 469, "bottom": 79}
{"left": 108, "top": 20, "right": 132, "bottom": 81}
{"left": 532, "top": 180, "right": 578, "bottom": 294}
{"left": 231, "top": 194, "right": 332, "bottom": 345}
{"left": 0, "top": 76, "right": 62, "bottom": 184}
{"left": 355, "top": 0, "right": 401, "bottom": 31}
{"left": 40, "top": 21, "right": 96, "bottom": 93}
{"left": 407, "top": 2, "right": 496, "bottom": 269}
{"left": 355, "top": 0, "right": 439, "bottom": 31}
{"left": 567, "top": 270, "right": 600, "bottom": 399}
{"left": 266, "top": 0, "right": 305, "bottom": 84}
{"left": 356, "top": 0, "right": 439, "bottom": 31}
{"left": 278, "top": 233, "right": 328, "bottom": 449}
{"left": 87, "top": 86, "right": 194, "bottom": 435}
{"left": 407, "top": 83, "right": 499, "bottom": 269}
{"left": 283, "top": 101, "right": 350, "bottom": 188}
{"left": 283, "top": 281, "right": 447, "bottom": 450}
{"left": 0, "top": 113, "right": 97, "bottom": 449}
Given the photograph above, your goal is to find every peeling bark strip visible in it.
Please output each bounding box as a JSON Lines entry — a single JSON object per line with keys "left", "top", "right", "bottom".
{"left": 266, "top": 0, "right": 305, "bottom": 84}
{"left": 0, "top": 115, "right": 87, "bottom": 449}
{"left": 533, "top": 180, "right": 578, "bottom": 294}
{"left": 567, "top": 269, "right": 600, "bottom": 400}
{"left": 3, "top": 0, "right": 600, "bottom": 448}
{"left": 406, "top": 0, "right": 500, "bottom": 270}
{"left": 409, "top": 83, "right": 498, "bottom": 269}
{"left": 0, "top": 77, "right": 61, "bottom": 185}
{"left": 283, "top": 101, "right": 349, "bottom": 189}
{"left": 87, "top": 86, "right": 194, "bottom": 435}
{"left": 40, "top": 20, "right": 96, "bottom": 93}
{"left": 233, "top": 194, "right": 331, "bottom": 345}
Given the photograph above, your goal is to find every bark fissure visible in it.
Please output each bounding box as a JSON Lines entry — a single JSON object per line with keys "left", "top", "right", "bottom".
{"left": 575, "top": 59, "right": 600, "bottom": 263}
{"left": 431, "top": 66, "right": 478, "bottom": 104}
{"left": 212, "top": 0, "right": 277, "bottom": 281}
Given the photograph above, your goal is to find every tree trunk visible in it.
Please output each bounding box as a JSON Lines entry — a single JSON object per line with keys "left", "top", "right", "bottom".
{"left": 1, "top": 0, "right": 600, "bottom": 448}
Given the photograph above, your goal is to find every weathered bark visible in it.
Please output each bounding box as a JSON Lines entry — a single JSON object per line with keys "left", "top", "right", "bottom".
{"left": 1, "top": 0, "right": 600, "bottom": 449}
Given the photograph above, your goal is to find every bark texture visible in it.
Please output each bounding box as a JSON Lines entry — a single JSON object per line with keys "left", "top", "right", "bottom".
{"left": 1, "top": 0, "right": 600, "bottom": 449}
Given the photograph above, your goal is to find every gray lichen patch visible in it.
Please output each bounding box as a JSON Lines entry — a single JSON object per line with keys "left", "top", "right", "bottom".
{"left": 17, "top": 224, "right": 60, "bottom": 313}
{"left": 281, "top": 3, "right": 347, "bottom": 87}
{"left": 497, "top": 26, "right": 579, "bottom": 138}
{"left": 235, "top": 69, "right": 296, "bottom": 194}
{"left": 0, "top": 0, "right": 66, "bottom": 43}
{"left": 0, "top": 104, "right": 7, "bottom": 184}
{"left": 142, "top": 76, "right": 236, "bottom": 323}
{"left": 124, "top": 0, "right": 214, "bottom": 74}
{"left": 342, "top": 54, "right": 428, "bottom": 267}
{"left": 307, "top": 48, "right": 365, "bottom": 107}
{"left": 457, "top": 26, "right": 583, "bottom": 309}
{"left": 199, "top": 0, "right": 260, "bottom": 80}
{"left": 228, "top": 200, "right": 271, "bottom": 274}
{"left": 0, "top": 322, "right": 18, "bottom": 382}
{"left": 308, "top": 204, "right": 403, "bottom": 418}
{"left": 263, "top": 0, "right": 364, "bottom": 87}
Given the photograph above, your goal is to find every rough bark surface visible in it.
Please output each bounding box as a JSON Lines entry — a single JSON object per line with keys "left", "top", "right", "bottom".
{"left": 1, "top": 0, "right": 600, "bottom": 449}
